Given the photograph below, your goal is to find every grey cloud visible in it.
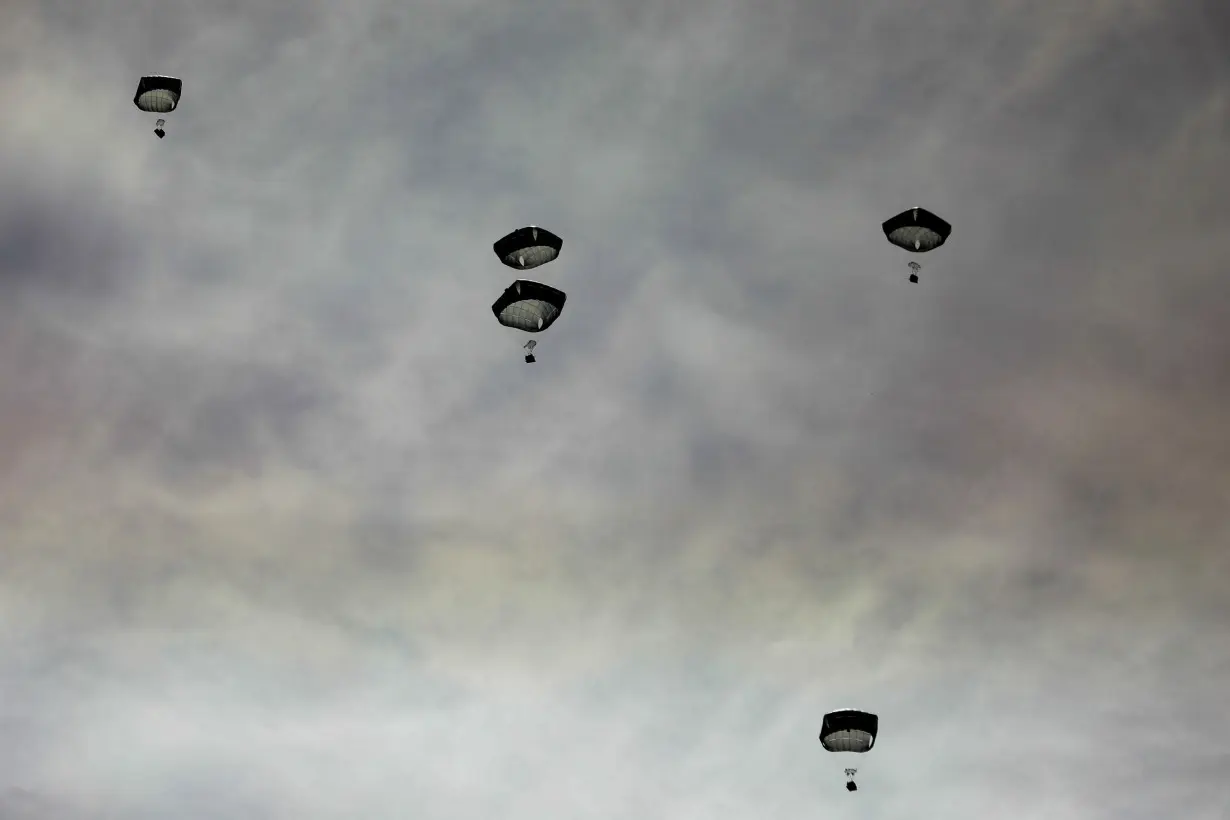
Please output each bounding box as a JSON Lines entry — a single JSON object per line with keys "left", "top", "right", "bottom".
{"left": 1, "top": 0, "right": 1228, "bottom": 817}
{"left": 0, "top": 169, "right": 143, "bottom": 307}
{"left": 0, "top": 787, "right": 77, "bottom": 820}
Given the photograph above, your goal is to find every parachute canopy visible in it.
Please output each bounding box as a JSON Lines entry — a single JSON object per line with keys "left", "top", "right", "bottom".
{"left": 492, "top": 279, "right": 566, "bottom": 333}
{"left": 493, "top": 226, "right": 563, "bottom": 270}
{"left": 882, "top": 207, "right": 951, "bottom": 253}
{"left": 820, "top": 710, "right": 878, "bottom": 753}
{"left": 134, "top": 76, "right": 182, "bottom": 113}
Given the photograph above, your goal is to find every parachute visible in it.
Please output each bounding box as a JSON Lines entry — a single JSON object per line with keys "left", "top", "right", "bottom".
{"left": 493, "top": 226, "right": 563, "bottom": 270}
{"left": 881, "top": 206, "right": 951, "bottom": 283}
{"left": 492, "top": 280, "right": 566, "bottom": 363}
{"left": 134, "top": 76, "right": 182, "bottom": 139}
{"left": 820, "top": 709, "right": 878, "bottom": 792}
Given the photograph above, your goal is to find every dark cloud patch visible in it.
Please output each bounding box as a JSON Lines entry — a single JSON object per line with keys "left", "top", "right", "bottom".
{"left": 89, "top": 345, "right": 339, "bottom": 489}
{"left": 0, "top": 170, "right": 143, "bottom": 308}
{"left": 29, "top": 0, "right": 319, "bottom": 81}
{"left": 0, "top": 319, "right": 337, "bottom": 502}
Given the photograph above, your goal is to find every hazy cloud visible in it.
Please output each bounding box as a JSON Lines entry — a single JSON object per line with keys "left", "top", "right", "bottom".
{"left": 1, "top": 0, "right": 1227, "bottom": 817}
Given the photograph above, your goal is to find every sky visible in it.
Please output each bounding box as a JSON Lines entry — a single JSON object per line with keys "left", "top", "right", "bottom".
{"left": 1, "top": 0, "right": 1228, "bottom": 817}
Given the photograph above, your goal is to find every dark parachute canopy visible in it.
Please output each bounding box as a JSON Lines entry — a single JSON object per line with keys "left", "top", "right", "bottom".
{"left": 493, "top": 226, "right": 563, "bottom": 270}
{"left": 881, "top": 206, "right": 951, "bottom": 253}
{"left": 134, "top": 76, "right": 182, "bottom": 139}
{"left": 492, "top": 279, "right": 566, "bottom": 332}
{"left": 820, "top": 709, "right": 878, "bottom": 792}
{"left": 134, "top": 76, "right": 181, "bottom": 113}
{"left": 492, "top": 279, "right": 566, "bottom": 333}
{"left": 820, "top": 709, "right": 878, "bottom": 752}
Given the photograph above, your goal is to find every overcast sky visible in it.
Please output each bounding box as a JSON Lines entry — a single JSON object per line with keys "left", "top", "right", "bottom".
{"left": 1, "top": 0, "right": 1228, "bottom": 817}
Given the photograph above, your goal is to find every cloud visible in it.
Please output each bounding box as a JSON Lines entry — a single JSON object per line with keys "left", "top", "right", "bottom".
{"left": 0, "top": 0, "right": 1227, "bottom": 817}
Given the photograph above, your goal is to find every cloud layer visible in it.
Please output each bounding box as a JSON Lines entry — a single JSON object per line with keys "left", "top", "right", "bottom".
{"left": 1, "top": 1, "right": 1228, "bottom": 817}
